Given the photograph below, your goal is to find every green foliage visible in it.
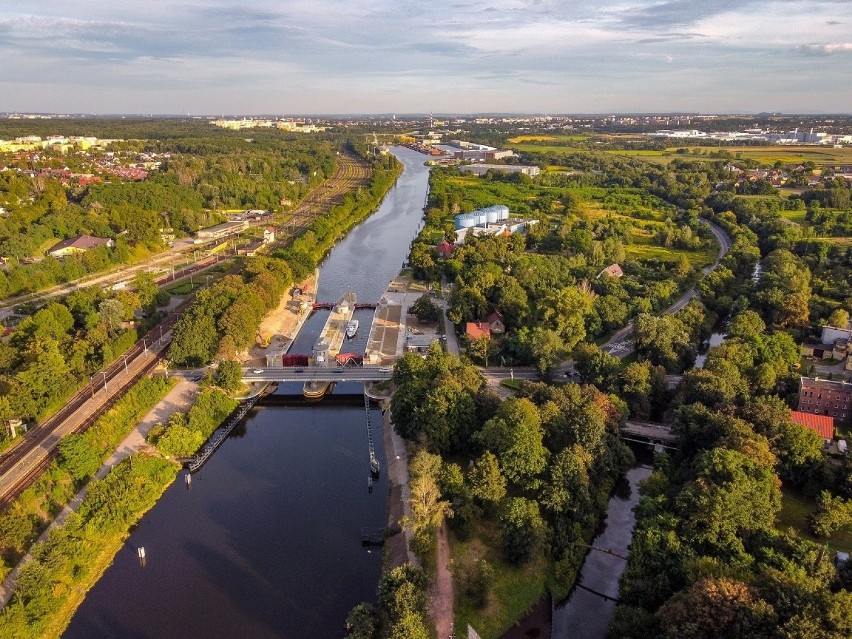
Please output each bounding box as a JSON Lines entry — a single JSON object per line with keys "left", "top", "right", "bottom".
{"left": 810, "top": 491, "right": 852, "bottom": 538}
{"left": 0, "top": 455, "right": 178, "bottom": 638}
{"left": 409, "top": 294, "right": 440, "bottom": 322}
{"left": 345, "top": 603, "right": 379, "bottom": 639}
{"left": 500, "top": 497, "right": 546, "bottom": 564}
{"left": 214, "top": 359, "right": 242, "bottom": 391}
{"left": 150, "top": 388, "right": 238, "bottom": 458}
{"left": 477, "top": 398, "right": 548, "bottom": 486}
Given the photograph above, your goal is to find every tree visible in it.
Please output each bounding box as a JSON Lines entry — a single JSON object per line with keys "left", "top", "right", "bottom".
{"left": 540, "top": 286, "right": 592, "bottom": 350}
{"left": 810, "top": 491, "right": 852, "bottom": 538}
{"left": 345, "top": 603, "right": 378, "bottom": 639}
{"left": 529, "top": 327, "right": 564, "bottom": 378}
{"left": 466, "top": 335, "right": 491, "bottom": 366}
{"left": 827, "top": 308, "right": 849, "bottom": 329}
{"left": 574, "top": 342, "right": 621, "bottom": 391}
{"left": 540, "top": 444, "right": 591, "bottom": 516}
{"left": 656, "top": 578, "right": 776, "bottom": 639}
{"left": 97, "top": 298, "right": 124, "bottom": 336}
{"left": 500, "top": 497, "right": 546, "bottom": 564}
{"left": 215, "top": 359, "right": 242, "bottom": 392}
{"left": 409, "top": 294, "right": 440, "bottom": 323}
{"left": 477, "top": 398, "right": 547, "bottom": 485}
{"left": 402, "top": 450, "right": 452, "bottom": 541}
{"left": 467, "top": 452, "right": 506, "bottom": 510}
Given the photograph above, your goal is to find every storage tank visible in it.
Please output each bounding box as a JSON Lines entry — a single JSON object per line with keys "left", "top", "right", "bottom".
{"left": 485, "top": 206, "right": 500, "bottom": 224}
{"left": 455, "top": 213, "right": 476, "bottom": 230}
{"left": 472, "top": 210, "right": 488, "bottom": 227}
{"left": 496, "top": 205, "right": 510, "bottom": 221}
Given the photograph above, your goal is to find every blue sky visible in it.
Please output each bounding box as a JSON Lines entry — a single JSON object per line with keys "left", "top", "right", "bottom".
{"left": 1, "top": 0, "right": 850, "bottom": 114}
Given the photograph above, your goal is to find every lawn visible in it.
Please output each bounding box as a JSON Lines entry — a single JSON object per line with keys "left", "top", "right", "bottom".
{"left": 506, "top": 134, "right": 590, "bottom": 144}
{"left": 626, "top": 233, "right": 717, "bottom": 268}
{"left": 779, "top": 209, "right": 808, "bottom": 224}
{"left": 776, "top": 487, "right": 852, "bottom": 554}
{"left": 451, "top": 520, "right": 549, "bottom": 639}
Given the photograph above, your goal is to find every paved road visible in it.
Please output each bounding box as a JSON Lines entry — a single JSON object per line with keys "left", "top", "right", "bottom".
{"left": 601, "top": 219, "right": 731, "bottom": 359}
{"left": 236, "top": 367, "right": 393, "bottom": 383}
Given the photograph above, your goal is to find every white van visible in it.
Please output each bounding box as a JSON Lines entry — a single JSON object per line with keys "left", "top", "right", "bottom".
{"left": 839, "top": 440, "right": 848, "bottom": 455}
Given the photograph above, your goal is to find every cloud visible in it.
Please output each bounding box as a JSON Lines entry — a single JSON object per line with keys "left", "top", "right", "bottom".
{"left": 798, "top": 42, "right": 852, "bottom": 55}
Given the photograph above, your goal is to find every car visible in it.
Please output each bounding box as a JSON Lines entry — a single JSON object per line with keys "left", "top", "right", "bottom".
{"left": 379, "top": 367, "right": 390, "bottom": 372}
{"left": 333, "top": 367, "right": 344, "bottom": 373}
{"left": 294, "top": 368, "right": 305, "bottom": 373}
{"left": 252, "top": 369, "right": 263, "bottom": 374}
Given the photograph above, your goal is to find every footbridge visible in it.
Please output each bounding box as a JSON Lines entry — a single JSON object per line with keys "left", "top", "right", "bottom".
{"left": 621, "top": 420, "right": 678, "bottom": 450}
{"left": 241, "top": 366, "right": 393, "bottom": 383}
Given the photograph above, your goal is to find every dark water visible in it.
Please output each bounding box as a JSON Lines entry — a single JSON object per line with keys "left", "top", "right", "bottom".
{"left": 550, "top": 466, "right": 652, "bottom": 639}
{"left": 64, "top": 147, "right": 431, "bottom": 638}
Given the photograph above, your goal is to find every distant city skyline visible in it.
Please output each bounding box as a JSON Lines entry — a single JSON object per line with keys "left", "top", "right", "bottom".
{"left": 1, "top": 1, "right": 850, "bottom": 115}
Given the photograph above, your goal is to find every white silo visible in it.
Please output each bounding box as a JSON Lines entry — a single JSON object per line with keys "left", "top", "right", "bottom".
{"left": 455, "top": 213, "right": 476, "bottom": 230}
{"left": 485, "top": 206, "right": 500, "bottom": 224}
{"left": 496, "top": 205, "right": 510, "bottom": 221}
{"left": 472, "top": 210, "right": 488, "bottom": 226}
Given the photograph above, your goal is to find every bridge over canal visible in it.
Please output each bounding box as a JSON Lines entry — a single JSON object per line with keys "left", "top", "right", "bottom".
{"left": 621, "top": 420, "right": 678, "bottom": 449}
{"left": 241, "top": 366, "right": 393, "bottom": 384}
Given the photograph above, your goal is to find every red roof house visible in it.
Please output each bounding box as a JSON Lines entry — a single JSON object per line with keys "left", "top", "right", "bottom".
{"left": 790, "top": 410, "right": 835, "bottom": 441}
{"left": 436, "top": 240, "right": 455, "bottom": 259}
{"left": 465, "top": 322, "right": 491, "bottom": 340}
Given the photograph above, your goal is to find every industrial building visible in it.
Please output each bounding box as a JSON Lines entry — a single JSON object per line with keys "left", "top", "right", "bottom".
{"left": 457, "top": 164, "right": 540, "bottom": 177}
{"left": 196, "top": 220, "right": 249, "bottom": 240}
{"left": 453, "top": 206, "right": 539, "bottom": 244}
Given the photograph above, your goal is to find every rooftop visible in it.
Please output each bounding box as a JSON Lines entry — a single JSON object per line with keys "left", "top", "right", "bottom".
{"left": 790, "top": 410, "right": 835, "bottom": 440}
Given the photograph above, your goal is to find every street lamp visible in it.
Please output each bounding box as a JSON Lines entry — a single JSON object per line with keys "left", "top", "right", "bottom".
{"left": 99, "top": 370, "right": 108, "bottom": 392}
{"left": 123, "top": 354, "right": 129, "bottom": 375}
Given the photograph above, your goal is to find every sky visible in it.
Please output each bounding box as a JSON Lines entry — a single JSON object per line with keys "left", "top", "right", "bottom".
{"left": 1, "top": 0, "right": 851, "bottom": 115}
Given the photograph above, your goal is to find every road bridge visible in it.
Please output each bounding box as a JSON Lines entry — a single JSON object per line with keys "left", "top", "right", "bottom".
{"left": 239, "top": 366, "right": 393, "bottom": 383}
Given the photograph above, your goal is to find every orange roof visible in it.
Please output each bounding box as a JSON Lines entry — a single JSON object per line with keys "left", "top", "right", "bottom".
{"left": 790, "top": 410, "right": 834, "bottom": 440}
{"left": 465, "top": 322, "right": 491, "bottom": 340}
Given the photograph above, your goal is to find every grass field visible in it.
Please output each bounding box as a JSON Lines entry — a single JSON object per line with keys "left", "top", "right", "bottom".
{"left": 776, "top": 487, "right": 852, "bottom": 554}
{"left": 451, "top": 521, "right": 549, "bottom": 639}
{"left": 779, "top": 209, "right": 808, "bottom": 224}
{"left": 507, "top": 134, "right": 589, "bottom": 144}
{"left": 607, "top": 145, "right": 852, "bottom": 166}
{"left": 626, "top": 234, "right": 716, "bottom": 267}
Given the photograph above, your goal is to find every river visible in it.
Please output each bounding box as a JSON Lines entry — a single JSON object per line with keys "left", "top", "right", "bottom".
{"left": 64, "top": 147, "right": 432, "bottom": 639}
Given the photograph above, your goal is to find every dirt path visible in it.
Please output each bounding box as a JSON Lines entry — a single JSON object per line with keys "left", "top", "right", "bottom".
{"left": 431, "top": 521, "right": 455, "bottom": 639}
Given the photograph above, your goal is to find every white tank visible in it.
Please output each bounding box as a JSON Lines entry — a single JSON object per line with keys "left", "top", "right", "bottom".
{"left": 472, "top": 211, "right": 487, "bottom": 226}
{"left": 455, "top": 214, "right": 476, "bottom": 230}
{"left": 497, "top": 205, "right": 509, "bottom": 220}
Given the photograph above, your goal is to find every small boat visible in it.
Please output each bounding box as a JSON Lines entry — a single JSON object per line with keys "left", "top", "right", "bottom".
{"left": 346, "top": 319, "right": 359, "bottom": 339}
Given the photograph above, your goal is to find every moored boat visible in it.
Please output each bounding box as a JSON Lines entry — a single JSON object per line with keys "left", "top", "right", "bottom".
{"left": 303, "top": 380, "right": 333, "bottom": 401}
{"left": 346, "top": 319, "right": 359, "bottom": 339}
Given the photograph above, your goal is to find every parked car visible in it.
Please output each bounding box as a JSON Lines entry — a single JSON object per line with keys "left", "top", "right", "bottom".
{"left": 252, "top": 369, "right": 263, "bottom": 374}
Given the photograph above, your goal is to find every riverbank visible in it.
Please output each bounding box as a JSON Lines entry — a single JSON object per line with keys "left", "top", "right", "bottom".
{"left": 247, "top": 271, "right": 318, "bottom": 366}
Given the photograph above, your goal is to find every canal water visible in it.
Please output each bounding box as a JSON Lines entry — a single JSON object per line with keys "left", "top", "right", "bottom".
{"left": 550, "top": 465, "right": 653, "bottom": 639}
{"left": 64, "top": 147, "right": 432, "bottom": 638}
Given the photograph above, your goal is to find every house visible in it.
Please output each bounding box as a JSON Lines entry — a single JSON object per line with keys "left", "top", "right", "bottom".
{"left": 790, "top": 410, "right": 835, "bottom": 442}
{"left": 405, "top": 334, "right": 442, "bottom": 354}
{"left": 466, "top": 322, "right": 491, "bottom": 340}
{"left": 263, "top": 227, "right": 276, "bottom": 244}
{"left": 47, "top": 235, "right": 113, "bottom": 257}
{"left": 597, "top": 263, "right": 624, "bottom": 279}
{"left": 797, "top": 377, "right": 852, "bottom": 425}
{"left": 485, "top": 311, "right": 505, "bottom": 334}
{"left": 435, "top": 240, "right": 455, "bottom": 259}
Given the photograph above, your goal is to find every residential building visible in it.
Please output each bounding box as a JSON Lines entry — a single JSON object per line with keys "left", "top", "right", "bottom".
{"left": 797, "top": 377, "right": 852, "bottom": 425}
{"left": 466, "top": 322, "right": 491, "bottom": 340}
{"left": 485, "top": 311, "right": 505, "bottom": 334}
{"left": 789, "top": 410, "right": 835, "bottom": 442}
{"left": 263, "top": 227, "right": 276, "bottom": 244}
{"left": 47, "top": 235, "right": 113, "bottom": 257}
{"left": 598, "top": 263, "right": 624, "bottom": 278}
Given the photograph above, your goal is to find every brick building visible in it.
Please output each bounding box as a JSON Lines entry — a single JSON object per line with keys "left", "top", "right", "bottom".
{"left": 797, "top": 377, "right": 852, "bottom": 425}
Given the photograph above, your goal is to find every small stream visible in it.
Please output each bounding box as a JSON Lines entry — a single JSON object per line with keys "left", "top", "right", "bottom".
{"left": 550, "top": 466, "right": 652, "bottom": 639}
